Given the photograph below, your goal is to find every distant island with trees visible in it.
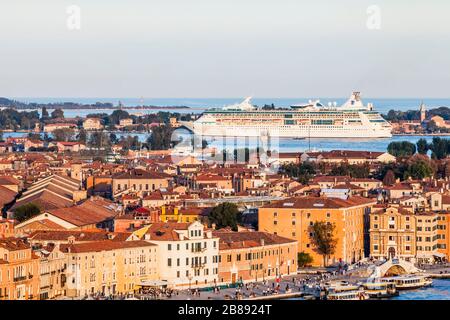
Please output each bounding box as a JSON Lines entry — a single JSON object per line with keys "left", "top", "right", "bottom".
{"left": 0, "top": 97, "right": 190, "bottom": 110}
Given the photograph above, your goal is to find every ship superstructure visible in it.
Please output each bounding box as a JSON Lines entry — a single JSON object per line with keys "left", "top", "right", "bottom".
{"left": 182, "top": 92, "right": 392, "bottom": 138}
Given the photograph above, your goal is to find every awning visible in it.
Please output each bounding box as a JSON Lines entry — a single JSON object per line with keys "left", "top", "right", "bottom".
{"left": 137, "top": 280, "right": 168, "bottom": 288}
{"left": 433, "top": 253, "right": 446, "bottom": 258}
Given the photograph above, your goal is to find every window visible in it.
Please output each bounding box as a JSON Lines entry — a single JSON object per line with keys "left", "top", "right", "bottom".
{"left": 167, "top": 258, "right": 172, "bottom": 267}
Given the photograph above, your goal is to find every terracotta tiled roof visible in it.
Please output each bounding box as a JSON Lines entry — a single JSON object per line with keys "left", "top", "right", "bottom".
{"left": 60, "top": 240, "right": 155, "bottom": 254}
{"left": 213, "top": 231, "right": 296, "bottom": 250}
{"left": 0, "top": 185, "right": 17, "bottom": 208}
{"left": 0, "top": 237, "right": 31, "bottom": 251}
{"left": 29, "top": 230, "right": 131, "bottom": 242}
{"left": 144, "top": 222, "right": 192, "bottom": 241}
{"left": 262, "top": 195, "right": 376, "bottom": 209}
{"left": 46, "top": 199, "right": 119, "bottom": 227}
{"left": 113, "top": 169, "right": 171, "bottom": 180}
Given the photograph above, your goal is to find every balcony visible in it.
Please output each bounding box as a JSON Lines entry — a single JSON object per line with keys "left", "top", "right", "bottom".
{"left": 191, "top": 263, "right": 206, "bottom": 269}
{"left": 13, "top": 276, "right": 27, "bottom": 282}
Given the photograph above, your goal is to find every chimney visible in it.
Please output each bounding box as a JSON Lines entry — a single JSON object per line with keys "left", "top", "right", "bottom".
{"left": 260, "top": 238, "right": 265, "bottom": 246}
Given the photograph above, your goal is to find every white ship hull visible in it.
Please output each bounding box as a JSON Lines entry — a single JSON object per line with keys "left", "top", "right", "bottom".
{"left": 181, "top": 93, "right": 393, "bottom": 139}
{"left": 183, "top": 123, "right": 392, "bottom": 138}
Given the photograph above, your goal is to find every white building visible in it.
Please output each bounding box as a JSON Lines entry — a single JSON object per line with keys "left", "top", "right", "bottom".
{"left": 140, "top": 221, "right": 219, "bottom": 288}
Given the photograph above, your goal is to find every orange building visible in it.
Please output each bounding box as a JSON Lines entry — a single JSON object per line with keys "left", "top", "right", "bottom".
{"left": 0, "top": 238, "right": 40, "bottom": 300}
{"left": 0, "top": 218, "right": 15, "bottom": 238}
{"left": 214, "top": 230, "right": 297, "bottom": 283}
{"left": 259, "top": 196, "right": 376, "bottom": 267}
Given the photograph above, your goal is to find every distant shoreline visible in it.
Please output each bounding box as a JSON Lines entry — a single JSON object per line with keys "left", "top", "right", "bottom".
{"left": 393, "top": 133, "right": 450, "bottom": 136}
{"left": 11, "top": 106, "right": 191, "bottom": 110}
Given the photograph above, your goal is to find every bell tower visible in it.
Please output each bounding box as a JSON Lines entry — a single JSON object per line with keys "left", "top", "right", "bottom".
{"left": 419, "top": 101, "right": 426, "bottom": 123}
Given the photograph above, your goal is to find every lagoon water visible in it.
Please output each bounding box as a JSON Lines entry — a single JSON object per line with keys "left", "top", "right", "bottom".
{"left": 286, "top": 279, "right": 450, "bottom": 300}
{"left": 6, "top": 97, "right": 450, "bottom": 153}
{"left": 391, "top": 279, "right": 450, "bottom": 300}
{"left": 2, "top": 130, "right": 445, "bottom": 154}
{"left": 12, "top": 97, "right": 450, "bottom": 118}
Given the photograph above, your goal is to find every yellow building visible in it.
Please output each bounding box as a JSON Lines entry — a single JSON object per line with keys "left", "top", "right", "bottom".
{"left": 369, "top": 206, "right": 417, "bottom": 261}
{"left": 60, "top": 240, "right": 158, "bottom": 298}
{"left": 160, "top": 206, "right": 205, "bottom": 223}
{"left": 259, "top": 196, "right": 376, "bottom": 267}
{"left": 0, "top": 238, "right": 40, "bottom": 300}
{"left": 370, "top": 206, "right": 450, "bottom": 263}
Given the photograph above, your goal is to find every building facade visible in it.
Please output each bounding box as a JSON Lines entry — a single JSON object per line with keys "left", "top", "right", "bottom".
{"left": 259, "top": 196, "right": 376, "bottom": 266}
{"left": 0, "top": 238, "right": 40, "bottom": 300}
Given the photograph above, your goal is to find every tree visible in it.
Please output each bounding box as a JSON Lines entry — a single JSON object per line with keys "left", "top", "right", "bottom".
{"left": 51, "top": 108, "right": 64, "bottom": 119}
{"left": 89, "top": 130, "right": 111, "bottom": 149}
{"left": 147, "top": 125, "right": 174, "bottom": 150}
{"left": 280, "top": 162, "right": 316, "bottom": 184}
{"left": 429, "top": 137, "right": 449, "bottom": 160}
{"left": 404, "top": 154, "right": 435, "bottom": 180}
{"left": 109, "top": 110, "right": 130, "bottom": 125}
{"left": 308, "top": 221, "right": 337, "bottom": 267}
{"left": 208, "top": 202, "right": 241, "bottom": 231}
{"left": 0, "top": 130, "right": 3, "bottom": 142}
{"left": 77, "top": 128, "right": 87, "bottom": 144}
{"left": 109, "top": 133, "right": 118, "bottom": 145}
{"left": 297, "top": 252, "right": 313, "bottom": 268}
{"left": 52, "top": 128, "right": 75, "bottom": 142}
{"left": 383, "top": 169, "right": 396, "bottom": 186}
{"left": 426, "top": 120, "right": 439, "bottom": 133}
{"left": 41, "top": 106, "right": 49, "bottom": 120}
{"left": 387, "top": 141, "right": 416, "bottom": 157}
{"left": 14, "top": 203, "right": 41, "bottom": 222}
{"left": 416, "top": 138, "right": 429, "bottom": 155}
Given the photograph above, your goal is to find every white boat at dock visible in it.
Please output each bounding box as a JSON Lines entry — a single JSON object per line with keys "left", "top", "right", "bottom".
{"left": 380, "top": 275, "right": 433, "bottom": 290}
{"left": 360, "top": 281, "right": 399, "bottom": 298}
{"left": 323, "top": 281, "right": 369, "bottom": 300}
{"left": 327, "top": 290, "right": 369, "bottom": 301}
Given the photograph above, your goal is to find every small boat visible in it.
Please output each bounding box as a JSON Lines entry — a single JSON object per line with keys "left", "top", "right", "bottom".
{"left": 324, "top": 281, "right": 359, "bottom": 292}
{"left": 380, "top": 275, "right": 433, "bottom": 290}
{"left": 327, "top": 290, "right": 369, "bottom": 300}
{"left": 361, "top": 282, "right": 398, "bottom": 298}
{"left": 293, "top": 137, "right": 306, "bottom": 140}
{"left": 324, "top": 281, "right": 369, "bottom": 300}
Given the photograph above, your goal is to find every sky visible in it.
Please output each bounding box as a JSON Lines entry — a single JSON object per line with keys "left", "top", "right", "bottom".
{"left": 1, "top": 0, "right": 450, "bottom": 98}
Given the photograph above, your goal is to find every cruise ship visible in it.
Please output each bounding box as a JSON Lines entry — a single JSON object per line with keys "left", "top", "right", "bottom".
{"left": 181, "top": 92, "right": 392, "bottom": 138}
